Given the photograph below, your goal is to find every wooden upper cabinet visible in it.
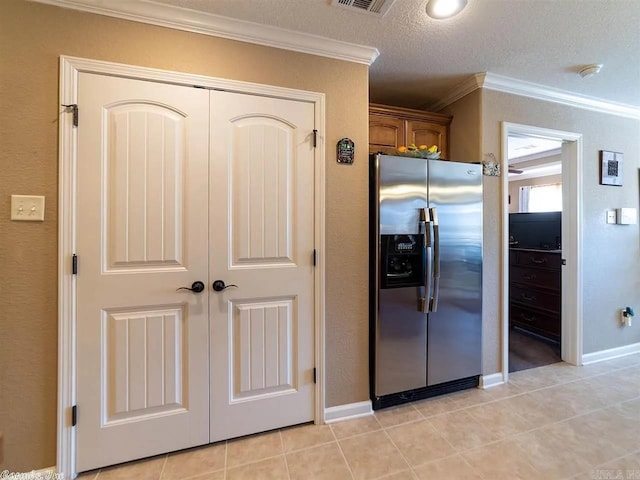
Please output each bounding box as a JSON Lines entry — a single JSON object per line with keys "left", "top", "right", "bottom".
{"left": 407, "top": 120, "right": 447, "bottom": 155}
{"left": 369, "top": 104, "right": 452, "bottom": 159}
{"left": 369, "top": 114, "right": 405, "bottom": 155}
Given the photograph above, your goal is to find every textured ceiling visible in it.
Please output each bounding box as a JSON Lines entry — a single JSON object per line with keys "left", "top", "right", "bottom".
{"left": 508, "top": 135, "right": 562, "bottom": 161}
{"left": 149, "top": 0, "right": 640, "bottom": 110}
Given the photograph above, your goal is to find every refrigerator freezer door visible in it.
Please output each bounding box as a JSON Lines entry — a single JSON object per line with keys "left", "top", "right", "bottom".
{"left": 427, "top": 160, "right": 483, "bottom": 386}
{"left": 375, "top": 155, "right": 429, "bottom": 396}
{"left": 378, "top": 156, "right": 428, "bottom": 235}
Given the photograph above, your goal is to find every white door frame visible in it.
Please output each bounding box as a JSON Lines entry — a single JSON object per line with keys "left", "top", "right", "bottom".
{"left": 57, "top": 55, "right": 327, "bottom": 478}
{"left": 500, "top": 122, "right": 583, "bottom": 382}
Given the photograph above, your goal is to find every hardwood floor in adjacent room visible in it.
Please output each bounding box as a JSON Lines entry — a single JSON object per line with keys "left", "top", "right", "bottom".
{"left": 509, "top": 327, "right": 561, "bottom": 373}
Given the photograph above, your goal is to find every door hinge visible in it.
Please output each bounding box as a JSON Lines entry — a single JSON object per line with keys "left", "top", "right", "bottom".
{"left": 561, "top": 258, "right": 567, "bottom": 265}
{"left": 313, "top": 367, "right": 317, "bottom": 384}
{"left": 71, "top": 405, "right": 77, "bottom": 426}
{"left": 72, "top": 254, "right": 78, "bottom": 275}
{"left": 312, "top": 129, "right": 318, "bottom": 148}
{"left": 62, "top": 104, "right": 78, "bottom": 127}
{"left": 313, "top": 249, "right": 317, "bottom": 267}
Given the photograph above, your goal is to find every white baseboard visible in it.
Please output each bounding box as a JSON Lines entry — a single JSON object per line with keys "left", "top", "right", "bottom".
{"left": 581, "top": 342, "right": 640, "bottom": 365}
{"left": 324, "top": 400, "right": 373, "bottom": 423}
{"left": 479, "top": 372, "right": 505, "bottom": 389}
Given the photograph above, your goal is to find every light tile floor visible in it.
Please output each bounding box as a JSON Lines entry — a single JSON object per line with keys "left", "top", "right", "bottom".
{"left": 78, "top": 354, "right": 640, "bottom": 480}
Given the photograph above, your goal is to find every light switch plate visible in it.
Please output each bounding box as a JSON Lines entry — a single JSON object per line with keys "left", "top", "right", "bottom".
{"left": 606, "top": 210, "right": 616, "bottom": 224}
{"left": 11, "top": 195, "right": 45, "bottom": 221}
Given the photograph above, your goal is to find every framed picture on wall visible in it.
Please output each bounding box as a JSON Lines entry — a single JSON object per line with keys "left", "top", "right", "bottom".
{"left": 600, "top": 150, "right": 623, "bottom": 186}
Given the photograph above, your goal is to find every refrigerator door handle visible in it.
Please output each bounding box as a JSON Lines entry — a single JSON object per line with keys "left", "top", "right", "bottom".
{"left": 430, "top": 207, "right": 441, "bottom": 312}
{"left": 419, "top": 208, "right": 432, "bottom": 313}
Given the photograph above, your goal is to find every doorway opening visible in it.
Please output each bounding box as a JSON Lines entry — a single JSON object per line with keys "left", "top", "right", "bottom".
{"left": 507, "top": 133, "right": 563, "bottom": 372}
{"left": 500, "top": 123, "right": 583, "bottom": 382}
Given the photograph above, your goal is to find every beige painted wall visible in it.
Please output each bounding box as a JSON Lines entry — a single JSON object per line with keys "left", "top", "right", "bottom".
{"left": 0, "top": 0, "right": 369, "bottom": 471}
{"left": 482, "top": 89, "right": 640, "bottom": 374}
{"left": 443, "top": 89, "right": 483, "bottom": 162}
{"left": 509, "top": 173, "right": 563, "bottom": 213}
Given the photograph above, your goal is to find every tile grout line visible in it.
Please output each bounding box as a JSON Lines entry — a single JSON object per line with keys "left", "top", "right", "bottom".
{"left": 157, "top": 454, "right": 168, "bottom": 480}
{"left": 222, "top": 431, "right": 363, "bottom": 472}
{"left": 222, "top": 440, "right": 228, "bottom": 480}
{"left": 425, "top": 409, "right": 499, "bottom": 454}
{"left": 457, "top": 389, "right": 640, "bottom": 464}
{"left": 75, "top": 356, "right": 640, "bottom": 479}
{"left": 420, "top": 418, "right": 458, "bottom": 455}
{"left": 220, "top": 453, "right": 284, "bottom": 474}
{"left": 459, "top": 431, "right": 546, "bottom": 480}
{"left": 432, "top": 384, "right": 640, "bottom": 459}
{"left": 561, "top": 426, "right": 640, "bottom": 479}
{"left": 222, "top": 451, "right": 284, "bottom": 472}
{"left": 458, "top": 402, "right": 601, "bottom": 455}
{"left": 380, "top": 362, "right": 637, "bottom": 423}
{"left": 329, "top": 420, "right": 387, "bottom": 443}
{"left": 285, "top": 438, "right": 337, "bottom": 454}
{"left": 417, "top": 362, "right": 638, "bottom": 423}
{"left": 409, "top": 451, "right": 493, "bottom": 480}
{"left": 173, "top": 445, "right": 227, "bottom": 480}
{"left": 412, "top": 402, "right": 457, "bottom": 420}
{"left": 459, "top": 452, "right": 492, "bottom": 480}
{"left": 379, "top": 424, "right": 420, "bottom": 479}
{"left": 329, "top": 418, "right": 357, "bottom": 480}
{"left": 377, "top": 416, "right": 428, "bottom": 430}
{"left": 372, "top": 469, "right": 418, "bottom": 480}
{"left": 278, "top": 431, "right": 292, "bottom": 480}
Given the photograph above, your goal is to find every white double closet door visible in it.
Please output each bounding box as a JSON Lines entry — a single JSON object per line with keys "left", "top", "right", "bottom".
{"left": 75, "top": 72, "right": 316, "bottom": 472}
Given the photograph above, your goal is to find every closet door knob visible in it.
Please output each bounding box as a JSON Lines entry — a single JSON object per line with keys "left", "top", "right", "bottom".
{"left": 176, "top": 281, "right": 205, "bottom": 293}
{"left": 212, "top": 280, "right": 238, "bottom": 292}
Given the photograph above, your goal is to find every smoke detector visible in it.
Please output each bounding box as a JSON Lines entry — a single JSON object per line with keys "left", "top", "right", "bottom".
{"left": 578, "top": 64, "right": 603, "bottom": 78}
{"left": 331, "top": 0, "right": 397, "bottom": 17}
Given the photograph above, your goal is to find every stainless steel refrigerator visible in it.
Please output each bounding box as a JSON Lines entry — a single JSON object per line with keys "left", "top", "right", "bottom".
{"left": 369, "top": 154, "right": 483, "bottom": 409}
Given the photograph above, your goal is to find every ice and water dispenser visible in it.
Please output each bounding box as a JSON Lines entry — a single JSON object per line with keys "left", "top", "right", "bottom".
{"left": 380, "top": 234, "right": 425, "bottom": 289}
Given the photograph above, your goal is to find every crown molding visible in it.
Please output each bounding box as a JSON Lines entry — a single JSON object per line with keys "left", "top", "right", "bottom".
{"left": 30, "top": 0, "right": 380, "bottom": 66}
{"left": 426, "top": 73, "right": 485, "bottom": 112}
{"left": 482, "top": 73, "right": 640, "bottom": 120}
{"left": 431, "top": 72, "right": 640, "bottom": 120}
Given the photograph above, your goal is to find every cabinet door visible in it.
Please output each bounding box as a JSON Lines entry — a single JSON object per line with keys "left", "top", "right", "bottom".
{"left": 369, "top": 114, "right": 405, "bottom": 155}
{"left": 407, "top": 120, "right": 448, "bottom": 159}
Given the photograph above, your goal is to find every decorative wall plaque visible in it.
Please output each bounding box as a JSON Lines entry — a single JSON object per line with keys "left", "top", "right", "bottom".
{"left": 600, "top": 150, "right": 623, "bottom": 186}
{"left": 337, "top": 138, "right": 355, "bottom": 164}
{"left": 482, "top": 153, "right": 501, "bottom": 176}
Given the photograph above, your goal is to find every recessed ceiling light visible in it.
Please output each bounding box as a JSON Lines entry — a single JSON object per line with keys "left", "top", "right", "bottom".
{"left": 426, "top": 0, "right": 468, "bottom": 19}
{"left": 578, "top": 64, "right": 603, "bottom": 78}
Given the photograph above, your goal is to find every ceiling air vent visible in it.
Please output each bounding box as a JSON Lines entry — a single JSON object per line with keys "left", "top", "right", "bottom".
{"left": 332, "top": 0, "right": 397, "bottom": 17}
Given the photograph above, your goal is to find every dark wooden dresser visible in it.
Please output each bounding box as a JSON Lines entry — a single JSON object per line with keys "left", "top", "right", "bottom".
{"left": 509, "top": 248, "right": 561, "bottom": 342}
